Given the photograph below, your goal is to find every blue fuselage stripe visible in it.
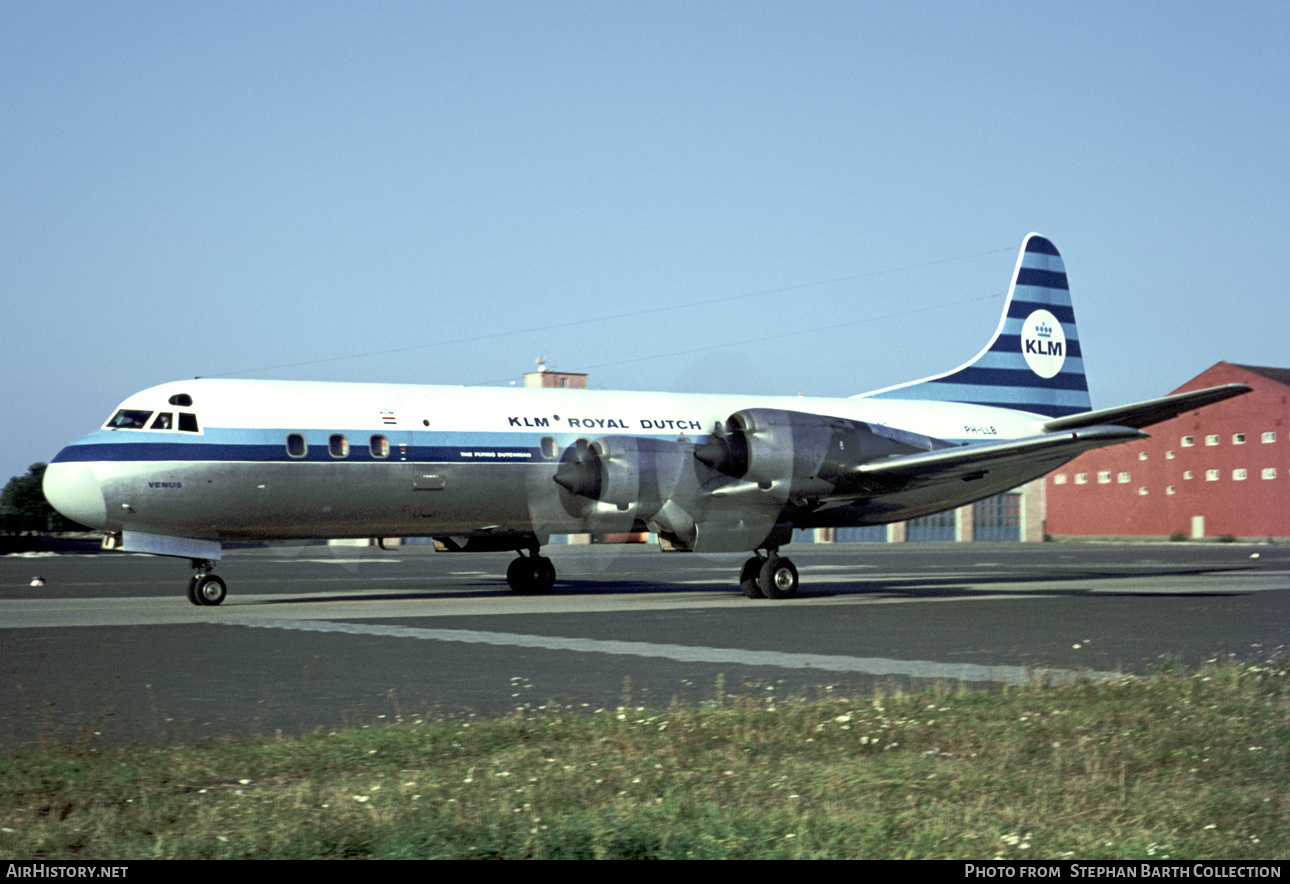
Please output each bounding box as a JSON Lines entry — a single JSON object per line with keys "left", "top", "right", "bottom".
{"left": 51, "top": 442, "right": 539, "bottom": 464}
{"left": 50, "top": 429, "right": 705, "bottom": 466}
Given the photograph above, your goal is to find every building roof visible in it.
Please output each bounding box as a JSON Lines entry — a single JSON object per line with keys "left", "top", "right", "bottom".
{"left": 1231, "top": 363, "right": 1290, "bottom": 388}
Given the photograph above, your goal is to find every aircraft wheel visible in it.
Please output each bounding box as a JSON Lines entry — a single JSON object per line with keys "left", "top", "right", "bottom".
{"left": 193, "top": 573, "right": 227, "bottom": 606}
{"left": 507, "top": 556, "right": 556, "bottom": 594}
{"left": 531, "top": 557, "right": 556, "bottom": 593}
{"left": 186, "top": 576, "right": 202, "bottom": 606}
{"left": 740, "top": 556, "right": 766, "bottom": 598}
{"left": 506, "top": 557, "right": 523, "bottom": 590}
{"left": 758, "top": 556, "right": 798, "bottom": 599}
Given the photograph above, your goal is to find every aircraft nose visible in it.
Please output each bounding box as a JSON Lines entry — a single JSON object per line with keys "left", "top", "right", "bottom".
{"left": 43, "top": 461, "right": 108, "bottom": 529}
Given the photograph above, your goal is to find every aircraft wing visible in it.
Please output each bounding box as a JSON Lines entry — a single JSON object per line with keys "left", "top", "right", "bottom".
{"left": 833, "top": 425, "right": 1148, "bottom": 496}
{"left": 1041, "top": 384, "right": 1251, "bottom": 432}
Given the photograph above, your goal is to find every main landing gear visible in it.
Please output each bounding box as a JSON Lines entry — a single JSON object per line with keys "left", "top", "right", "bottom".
{"left": 187, "top": 559, "right": 226, "bottom": 607}
{"left": 739, "top": 551, "right": 799, "bottom": 599}
{"left": 506, "top": 550, "right": 557, "bottom": 594}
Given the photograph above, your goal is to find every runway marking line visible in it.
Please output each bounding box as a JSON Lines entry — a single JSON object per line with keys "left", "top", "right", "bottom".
{"left": 229, "top": 618, "right": 1130, "bottom": 686}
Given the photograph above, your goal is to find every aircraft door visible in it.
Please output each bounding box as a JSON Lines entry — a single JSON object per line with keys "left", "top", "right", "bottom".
{"left": 397, "top": 392, "right": 449, "bottom": 493}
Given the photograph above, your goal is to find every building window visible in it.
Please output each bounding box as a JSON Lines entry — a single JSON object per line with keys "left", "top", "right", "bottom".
{"left": 1166, "top": 450, "right": 1175, "bottom": 460}
{"left": 1075, "top": 473, "right": 1087, "bottom": 485}
{"left": 1117, "top": 472, "right": 1131, "bottom": 484}
{"left": 1262, "top": 431, "right": 1276, "bottom": 443}
{"left": 1262, "top": 468, "right": 1277, "bottom": 480}
{"left": 1233, "top": 469, "right": 1247, "bottom": 481}
{"left": 1138, "top": 451, "right": 1148, "bottom": 461}
{"left": 1206, "top": 469, "right": 1220, "bottom": 481}
{"left": 1205, "top": 434, "right": 1219, "bottom": 446}
{"left": 1183, "top": 470, "right": 1194, "bottom": 480}
{"left": 1137, "top": 486, "right": 1149, "bottom": 496}
{"left": 1054, "top": 473, "right": 1068, "bottom": 485}
{"left": 1182, "top": 436, "right": 1195, "bottom": 447}
{"left": 1233, "top": 433, "right": 1246, "bottom": 445}
{"left": 1166, "top": 485, "right": 1176, "bottom": 495}
{"left": 1098, "top": 471, "right": 1111, "bottom": 484}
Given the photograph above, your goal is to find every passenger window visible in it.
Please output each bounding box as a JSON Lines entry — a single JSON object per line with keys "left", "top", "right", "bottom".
{"left": 178, "top": 413, "right": 199, "bottom": 433}
{"left": 370, "top": 434, "right": 390, "bottom": 458}
{"left": 540, "top": 436, "right": 558, "bottom": 459}
{"left": 329, "top": 434, "right": 349, "bottom": 458}
{"left": 106, "top": 409, "right": 153, "bottom": 429}
{"left": 150, "top": 412, "right": 174, "bottom": 430}
{"left": 287, "top": 433, "right": 307, "bottom": 458}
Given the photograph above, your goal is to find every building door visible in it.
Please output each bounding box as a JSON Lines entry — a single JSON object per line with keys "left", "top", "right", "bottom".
{"left": 834, "top": 526, "right": 887, "bottom": 542}
{"left": 974, "top": 492, "right": 1022, "bottom": 541}
{"left": 907, "top": 510, "right": 956, "bottom": 541}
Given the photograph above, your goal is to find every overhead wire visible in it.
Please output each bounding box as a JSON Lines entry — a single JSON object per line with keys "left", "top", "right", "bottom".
{"left": 209, "top": 246, "right": 1012, "bottom": 379}
{"left": 471, "top": 291, "right": 1006, "bottom": 386}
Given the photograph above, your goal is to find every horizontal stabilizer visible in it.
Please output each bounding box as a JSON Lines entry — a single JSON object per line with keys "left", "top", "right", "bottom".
{"left": 1042, "top": 384, "right": 1251, "bottom": 432}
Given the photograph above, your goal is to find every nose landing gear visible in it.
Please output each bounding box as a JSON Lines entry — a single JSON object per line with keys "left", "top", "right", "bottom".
{"left": 187, "top": 559, "right": 226, "bottom": 606}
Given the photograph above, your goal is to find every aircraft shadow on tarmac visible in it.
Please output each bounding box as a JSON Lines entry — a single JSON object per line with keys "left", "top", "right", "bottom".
{"left": 237, "top": 563, "right": 1262, "bottom": 606}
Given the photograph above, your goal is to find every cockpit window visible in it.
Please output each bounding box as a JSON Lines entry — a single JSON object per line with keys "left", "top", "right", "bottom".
{"left": 168, "top": 393, "right": 193, "bottom": 407}
{"left": 106, "top": 409, "right": 153, "bottom": 430}
{"left": 178, "top": 413, "right": 199, "bottom": 433}
{"left": 150, "top": 412, "right": 174, "bottom": 430}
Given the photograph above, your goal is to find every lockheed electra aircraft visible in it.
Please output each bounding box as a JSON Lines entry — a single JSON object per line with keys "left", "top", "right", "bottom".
{"left": 44, "top": 235, "right": 1248, "bottom": 606}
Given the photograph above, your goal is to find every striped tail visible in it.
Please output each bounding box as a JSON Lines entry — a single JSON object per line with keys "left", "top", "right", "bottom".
{"left": 857, "top": 233, "right": 1092, "bottom": 418}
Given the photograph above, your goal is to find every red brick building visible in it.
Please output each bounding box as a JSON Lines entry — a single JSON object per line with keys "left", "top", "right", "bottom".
{"left": 1046, "top": 363, "right": 1290, "bottom": 539}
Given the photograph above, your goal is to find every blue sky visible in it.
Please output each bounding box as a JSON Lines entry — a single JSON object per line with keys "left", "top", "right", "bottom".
{"left": 3, "top": 1, "right": 1287, "bottom": 483}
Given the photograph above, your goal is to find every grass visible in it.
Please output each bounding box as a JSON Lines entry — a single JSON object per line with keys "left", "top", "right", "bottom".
{"left": 1, "top": 658, "right": 1287, "bottom": 859}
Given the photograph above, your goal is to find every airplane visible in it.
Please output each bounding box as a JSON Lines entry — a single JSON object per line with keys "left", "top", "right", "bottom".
{"left": 43, "top": 234, "right": 1249, "bottom": 606}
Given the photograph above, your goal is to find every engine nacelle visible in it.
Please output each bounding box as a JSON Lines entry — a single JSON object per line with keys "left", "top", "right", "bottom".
{"left": 694, "top": 408, "right": 950, "bottom": 496}
{"left": 552, "top": 410, "right": 944, "bottom": 552}
{"left": 554, "top": 435, "right": 688, "bottom": 522}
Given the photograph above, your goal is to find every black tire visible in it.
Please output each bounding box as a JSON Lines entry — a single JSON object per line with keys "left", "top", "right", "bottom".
{"left": 194, "top": 574, "right": 227, "bottom": 606}
{"left": 740, "top": 556, "right": 765, "bottom": 598}
{"left": 530, "top": 556, "right": 556, "bottom": 594}
{"left": 507, "top": 556, "right": 556, "bottom": 594}
{"left": 186, "top": 576, "right": 202, "bottom": 606}
{"left": 506, "top": 556, "right": 527, "bottom": 591}
{"left": 758, "top": 556, "right": 798, "bottom": 599}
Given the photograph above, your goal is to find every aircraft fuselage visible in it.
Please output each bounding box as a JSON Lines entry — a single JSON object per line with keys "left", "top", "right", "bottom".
{"left": 46, "top": 378, "right": 1049, "bottom": 549}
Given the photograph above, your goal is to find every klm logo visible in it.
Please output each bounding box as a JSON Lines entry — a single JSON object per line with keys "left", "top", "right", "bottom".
{"left": 1020, "top": 309, "right": 1066, "bottom": 379}
{"left": 1024, "top": 338, "right": 1063, "bottom": 357}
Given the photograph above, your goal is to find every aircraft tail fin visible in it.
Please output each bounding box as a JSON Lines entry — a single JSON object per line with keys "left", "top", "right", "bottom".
{"left": 856, "top": 233, "right": 1092, "bottom": 419}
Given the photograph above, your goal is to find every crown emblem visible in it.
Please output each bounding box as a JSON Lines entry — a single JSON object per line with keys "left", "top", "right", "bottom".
{"left": 1035, "top": 322, "right": 1052, "bottom": 338}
